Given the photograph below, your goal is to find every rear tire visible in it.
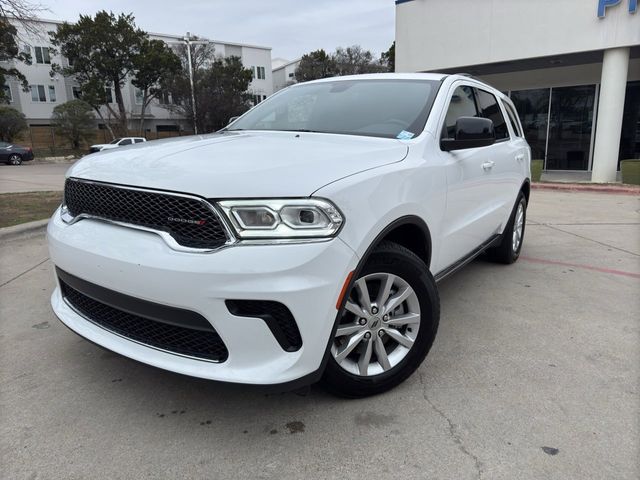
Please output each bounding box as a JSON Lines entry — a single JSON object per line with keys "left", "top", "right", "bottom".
{"left": 7, "top": 154, "right": 22, "bottom": 165}
{"left": 488, "top": 192, "right": 527, "bottom": 264}
{"left": 321, "top": 241, "right": 440, "bottom": 398}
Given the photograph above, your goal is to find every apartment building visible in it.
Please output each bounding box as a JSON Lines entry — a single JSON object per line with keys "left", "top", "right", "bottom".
{"left": 2, "top": 18, "right": 273, "bottom": 135}
{"left": 272, "top": 58, "right": 300, "bottom": 91}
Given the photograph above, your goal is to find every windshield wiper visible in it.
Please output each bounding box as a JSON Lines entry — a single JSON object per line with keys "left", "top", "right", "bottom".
{"left": 281, "top": 129, "right": 323, "bottom": 133}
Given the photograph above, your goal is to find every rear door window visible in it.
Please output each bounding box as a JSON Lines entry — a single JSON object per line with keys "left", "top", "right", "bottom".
{"left": 474, "top": 88, "right": 509, "bottom": 140}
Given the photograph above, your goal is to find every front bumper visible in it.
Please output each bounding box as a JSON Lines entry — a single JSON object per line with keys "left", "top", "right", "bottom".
{"left": 47, "top": 208, "right": 358, "bottom": 385}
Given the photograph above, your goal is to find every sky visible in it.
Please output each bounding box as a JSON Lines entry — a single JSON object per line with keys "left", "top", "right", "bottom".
{"left": 39, "top": 0, "right": 396, "bottom": 61}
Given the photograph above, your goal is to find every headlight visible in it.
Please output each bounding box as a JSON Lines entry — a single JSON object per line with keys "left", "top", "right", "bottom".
{"left": 218, "top": 198, "right": 343, "bottom": 239}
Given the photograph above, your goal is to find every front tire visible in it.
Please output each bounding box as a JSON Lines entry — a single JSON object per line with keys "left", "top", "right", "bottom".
{"left": 7, "top": 154, "right": 22, "bottom": 165}
{"left": 321, "top": 241, "right": 440, "bottom": 398}
{"left": 488, "top": 192, "right": 527, "bottom": 264}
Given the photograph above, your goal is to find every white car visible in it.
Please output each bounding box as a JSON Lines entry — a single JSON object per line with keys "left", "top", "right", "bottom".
{"left": 48, "top": 73, "right": 530, "bottom": 397}
{"left": 89, "top": 137, "right": 146, "bottom": 153}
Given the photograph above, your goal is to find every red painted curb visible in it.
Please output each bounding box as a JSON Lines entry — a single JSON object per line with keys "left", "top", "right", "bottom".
{"left": 532, "top": 183, "right": 640, "bottom": 195}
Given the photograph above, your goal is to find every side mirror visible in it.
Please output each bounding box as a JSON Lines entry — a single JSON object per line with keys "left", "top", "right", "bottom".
{"left": 228, "top": 116, "right": 239, "bottom": 125}
{"left": 441, "top": 117, "right": 495, "bottom": 151}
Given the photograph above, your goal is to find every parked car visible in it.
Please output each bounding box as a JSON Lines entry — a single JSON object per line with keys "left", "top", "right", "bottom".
{"left": 89, "top": 137, "right": 146, "bottom": 153}
{"left": 48, "top": 73, "right": 531, "bottom": 397}
{"left": 0, "top": 142, "right": 34, "bottom": 165}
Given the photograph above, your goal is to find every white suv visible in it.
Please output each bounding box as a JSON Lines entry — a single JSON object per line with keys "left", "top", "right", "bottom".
{"left": 48, "top": 74, "right": 530, "bottom": 397}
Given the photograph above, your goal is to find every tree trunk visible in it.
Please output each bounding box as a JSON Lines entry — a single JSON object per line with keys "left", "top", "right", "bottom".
{"left": 139, "top": 91, "right": 148, "bottom": 137}
{"left": 113, "top": 82, "right": 128, "bottom": 136}
{"left": 93, "top": 106, "right": 116, "bottom": 140}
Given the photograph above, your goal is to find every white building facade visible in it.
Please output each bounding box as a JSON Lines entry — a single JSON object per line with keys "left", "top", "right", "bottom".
{"left": 396, "top": 0, "right": 640, "bottom": 182}
{"left": 2, "top": 18, "right": 273, "bottom": 134}
{"left": 272, "top": 58, "right": 300, "bottom": 91}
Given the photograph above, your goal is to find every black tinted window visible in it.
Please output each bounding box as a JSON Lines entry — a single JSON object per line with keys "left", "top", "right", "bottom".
{"left": 119, "top": 139, "right": 132, "bottom": 145}
{"left": 442, "top": 86, "right": 479, "bottom": 139}
{"left": 504, "top": 102, "right": 522, "bottom": 137}
{"left": 475, "top": 89, "right": 509, "bottom": 140}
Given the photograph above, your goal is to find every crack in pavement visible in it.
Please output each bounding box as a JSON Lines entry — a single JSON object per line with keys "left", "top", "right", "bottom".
{"left": 418, "top": 372, "right": 483, "bottom": 480}
{"left": 540, "top": 223, "right": 639, "bottom": 257}
{"left": 0, "top": 258, "right": 50, "bottom": 288}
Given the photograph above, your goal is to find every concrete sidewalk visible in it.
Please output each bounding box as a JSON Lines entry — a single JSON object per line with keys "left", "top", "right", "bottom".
{"left": 0, "top": 190, "right": 638, "bottom": 480}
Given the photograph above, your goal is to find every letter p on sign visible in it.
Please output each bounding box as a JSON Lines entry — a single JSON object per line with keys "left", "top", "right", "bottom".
{"left": 598, "top": 0, "right": 638, "bottom": 17}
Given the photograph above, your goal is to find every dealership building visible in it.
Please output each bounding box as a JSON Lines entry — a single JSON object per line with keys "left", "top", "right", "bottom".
{"left": 396, "top": 0, "right": 640, "bottom": 182}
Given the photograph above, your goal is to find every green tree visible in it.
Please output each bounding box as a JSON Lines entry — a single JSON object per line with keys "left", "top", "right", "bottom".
{"left": 51, "top": 99, "right": 95, "bottom": 154}
{"left": 131, "top": 38, "right": 181, "bottom": 135}
{"left": 198, "top": 56, "right": 253, "bottom": 132}
{"left": 381, "top": 41, "right": 395, "bottom": 72}
{"left": 50, "top": 11, "right": 147, "bottom": 136}
{"left": 294, "top": 49, "right": 337, "bottom": 82}
{"left": 0, "top": 18, "right": 31, "bottom": 103}
{"left": 0, "top": 105, "right": 27, "bottom": 141}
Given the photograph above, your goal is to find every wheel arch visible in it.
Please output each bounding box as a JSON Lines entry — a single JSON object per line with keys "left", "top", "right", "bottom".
{"left": 362, "top": 216, "right": 432, "bottom": 270}
{"left": 521, "top": 179, "right": 531, "bottom": 204}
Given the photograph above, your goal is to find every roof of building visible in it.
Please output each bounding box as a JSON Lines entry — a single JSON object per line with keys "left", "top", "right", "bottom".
{"left": 9, "top": 16, "right": 272, "bottom": 51}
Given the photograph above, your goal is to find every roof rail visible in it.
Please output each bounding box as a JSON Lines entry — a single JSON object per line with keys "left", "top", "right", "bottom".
{"left": 451, "top": 72, "right": 498, "bottom": 90}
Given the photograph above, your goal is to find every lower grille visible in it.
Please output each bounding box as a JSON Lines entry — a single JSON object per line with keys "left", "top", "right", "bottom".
{"left": 59, "top": 277, "right": 228, "bottom": 362}
{"left": 226, "top": 300, "right": 302, "bottom": 352}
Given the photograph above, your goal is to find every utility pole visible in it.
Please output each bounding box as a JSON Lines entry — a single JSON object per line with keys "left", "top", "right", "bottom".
{"left": 184, "top": 32, "right": 199, "bottom": 134}
{"left": 167, "top": 33, "right": 209, "bottom": 135}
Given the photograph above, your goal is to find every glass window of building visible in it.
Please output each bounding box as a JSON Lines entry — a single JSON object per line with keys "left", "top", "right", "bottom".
{"left": 30, "top": 85, "right": 46, "bottom": 102}
{"left": 546, "top": 85, "right": 595, "bottom": 171}
{"left": 619, "top": 81, "right": 640, "bottom": 166}
{"left": 34, "top": 46, "right": 51, "bottom": 64}
{"left": 48, "top": 85, "right": 56, "bottom": 102}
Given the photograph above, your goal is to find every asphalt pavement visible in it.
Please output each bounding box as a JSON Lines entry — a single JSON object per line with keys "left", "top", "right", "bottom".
{"left": 0, "top": 190, "right": 638, "bottom": 480}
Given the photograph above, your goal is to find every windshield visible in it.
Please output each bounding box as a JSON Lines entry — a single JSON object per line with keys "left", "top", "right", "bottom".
{"left": 109, "top": 138, "right": 122, "bottom": 145}
{"left": 227, "top": 79, "right": 440, "bottom": 139}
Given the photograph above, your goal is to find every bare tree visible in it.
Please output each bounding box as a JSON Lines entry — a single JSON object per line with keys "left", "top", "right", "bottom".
{"left": 0, "top": 0, "right": 48, "bottom": 36}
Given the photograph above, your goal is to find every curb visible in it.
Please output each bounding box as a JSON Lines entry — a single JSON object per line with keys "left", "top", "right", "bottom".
{"left": 532, "top": 183, "right": 640, "bottom": 195}
{"left": 0, "top": 219, "right": 49, "bottom": 241}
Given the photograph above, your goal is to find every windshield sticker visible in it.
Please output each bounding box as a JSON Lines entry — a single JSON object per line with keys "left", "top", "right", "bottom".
{"left": 396, "top": 130, "right": 415, "bottom": 140}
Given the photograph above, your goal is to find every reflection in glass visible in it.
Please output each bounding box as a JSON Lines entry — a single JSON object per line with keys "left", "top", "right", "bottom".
{"left": 546, "top": 85, "right": 595, "bottom": 171}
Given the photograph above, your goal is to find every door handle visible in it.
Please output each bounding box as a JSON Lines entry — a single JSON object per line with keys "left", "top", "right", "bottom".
{"left": 482, "top": 161, "right": 495, "bottom": 170}
{"left": 515, "top": 154, "right": 525, "bottom": 162}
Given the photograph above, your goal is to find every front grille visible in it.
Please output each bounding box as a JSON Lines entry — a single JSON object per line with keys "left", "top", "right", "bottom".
{"left": 60, "top": 279, "right": 229, "bottom": 362}
{"left": 226, "top": 300, "right": 302, "bottom": 352}
{"left": 64, "top": 178, "right": 229, "bottom": 249}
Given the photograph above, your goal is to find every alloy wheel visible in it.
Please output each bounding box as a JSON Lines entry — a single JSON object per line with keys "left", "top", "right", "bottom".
{"left": 8, "top": 154, "right": 22, "bottom": 165}
{"left": 331, "top": 272, "right": 421, "bottom": 377}
{"left": 512, "top": 201, "right": 524, "bottom": 253}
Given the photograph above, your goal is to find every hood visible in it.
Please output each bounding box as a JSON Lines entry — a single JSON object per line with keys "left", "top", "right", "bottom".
{"left": 69, "top": 131, "right": 408, "bottom": 197}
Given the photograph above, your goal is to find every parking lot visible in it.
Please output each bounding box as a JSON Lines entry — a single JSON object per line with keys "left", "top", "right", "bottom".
{"left": 1, "top": 189, "right": 638, "bottom": 480}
